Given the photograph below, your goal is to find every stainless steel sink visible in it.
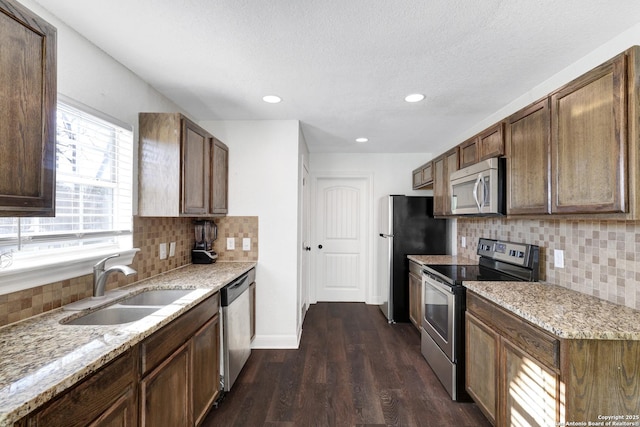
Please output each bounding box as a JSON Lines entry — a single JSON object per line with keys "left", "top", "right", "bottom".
{"left": 119, "top": 289, "right": 193, "bottom": 306}
{"left": 64, "top": 306, "right": 160, "bottom": 325}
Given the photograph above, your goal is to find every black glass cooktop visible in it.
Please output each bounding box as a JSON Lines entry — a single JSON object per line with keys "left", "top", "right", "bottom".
{"left": 424, "top": 264, "right": 524, "bottom": 285}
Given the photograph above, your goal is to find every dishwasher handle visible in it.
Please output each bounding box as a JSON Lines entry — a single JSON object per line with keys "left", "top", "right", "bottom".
{"left": 220, "top": 273, "right": 249, "bottom": 306}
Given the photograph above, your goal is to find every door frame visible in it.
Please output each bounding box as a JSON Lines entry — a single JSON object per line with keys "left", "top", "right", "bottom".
{"left": 309, "top": 171, "right": 373, "bottom": 304}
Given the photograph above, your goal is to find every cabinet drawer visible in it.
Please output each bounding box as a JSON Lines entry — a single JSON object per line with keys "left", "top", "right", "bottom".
{"left": 141, "top": 292, "right": 219, "bottom": 376}
{"left": 27, "top": 350, "right": 136, "bottom": 427}
{"left": 467, "top": 292, "right": 559, "bottom": 369}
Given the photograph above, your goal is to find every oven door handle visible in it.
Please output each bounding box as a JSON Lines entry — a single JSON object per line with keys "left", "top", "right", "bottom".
{"left": 423, "top": 272, "right": 455, "bottom": 294}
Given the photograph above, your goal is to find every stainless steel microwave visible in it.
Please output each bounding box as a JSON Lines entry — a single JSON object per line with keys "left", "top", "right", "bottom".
{"left": 449, "top": 157, "right": 506, "bottom": 215}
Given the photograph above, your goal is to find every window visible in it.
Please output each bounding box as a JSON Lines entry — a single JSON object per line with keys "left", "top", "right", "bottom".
{"left": 0, "top": 98, "right": 136, "bottom": 291}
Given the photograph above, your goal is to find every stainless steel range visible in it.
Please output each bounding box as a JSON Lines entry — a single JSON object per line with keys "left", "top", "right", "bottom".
{"left": 421, "top": 238, "right": 539, "bottom": 401}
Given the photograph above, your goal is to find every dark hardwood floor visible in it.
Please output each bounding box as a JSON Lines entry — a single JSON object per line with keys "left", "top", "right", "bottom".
{"left": 202, "top": 302, "right": 491, "bottom": 427}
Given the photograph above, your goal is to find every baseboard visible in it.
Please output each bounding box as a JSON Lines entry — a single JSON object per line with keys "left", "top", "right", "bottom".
{"left": 251, "top": 333, "right": 300, "bottom": 349}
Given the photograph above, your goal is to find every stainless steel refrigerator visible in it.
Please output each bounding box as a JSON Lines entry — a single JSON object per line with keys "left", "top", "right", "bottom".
{"left": 378, "top": 195, "right": 449, "bottom": 323}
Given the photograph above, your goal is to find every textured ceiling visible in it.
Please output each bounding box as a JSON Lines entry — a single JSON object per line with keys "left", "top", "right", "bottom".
{"left": 32, "top": 0, "right": 640, "bottom": 153}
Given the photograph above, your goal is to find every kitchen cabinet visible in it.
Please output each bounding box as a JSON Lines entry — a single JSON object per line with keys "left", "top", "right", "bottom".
{"left": 138, "top": 113, "right": 228, "bottom": 217}
{"left": 506, "top": 99, "right": 551, "bottom": 215}
{"left": 412, "top": 161, "right": 433, "bottom": 189}
{"left": 433, "top": 148, "right": 459, "bottom": 216}
{"left": 139, "top": 292, "right": 220, "bottom": 427}
{"left": 0, "top": 0, "right": 56, "bottom": 217}
{"left": 211, "top": 138, "right": 229, "bottom": 215}
{"left": 192, "top": 316, "right": 220, "bottom": 425}
{"left": 22, "top": 349, "right": 137, "bottom": 427}
{"left": 550, "top": 51, "right": 627, "bottom": 214}
{"left": 465, "top": 312, "right": 498, "bottom": 425}
{"left": 408, "top": 260, "right": 422, "bottom": 331}
{"left": 467, "top": 291, "right": 640, "bottom": 426}
{"left": 459, "top": 123, "right": 505, "bottom": 169}
{"left": 140, "top": 341, "right": 191, "bottom": 427}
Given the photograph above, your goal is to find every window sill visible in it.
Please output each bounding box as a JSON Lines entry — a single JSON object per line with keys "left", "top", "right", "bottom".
{"left": 0, "top": 248, "right": 140, "bottom": 295}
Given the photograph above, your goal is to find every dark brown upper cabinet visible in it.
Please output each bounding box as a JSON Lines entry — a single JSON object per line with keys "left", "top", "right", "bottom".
{"left": 550, "top": 51, "right": 628, "bottom": 215}
{"left": 0, "top": 0, "right": 57, "bottom": 217}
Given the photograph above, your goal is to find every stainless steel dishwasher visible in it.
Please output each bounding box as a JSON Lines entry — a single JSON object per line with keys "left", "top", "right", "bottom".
{"left": 220, "top": 270, "right": 252, "bottom": 392}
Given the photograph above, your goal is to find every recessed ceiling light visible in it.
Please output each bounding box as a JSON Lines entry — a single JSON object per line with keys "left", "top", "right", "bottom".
{"left": 262, "top": 95, "right": 282, "bottom": 104}
{"left": 355, "top": 137, "right": 368, "bottom": 143}
{"left": 405, "top": 93, "right": 425, "bottom": 103}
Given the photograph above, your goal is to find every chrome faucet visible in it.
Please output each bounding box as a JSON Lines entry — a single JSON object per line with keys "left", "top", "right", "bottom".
{"left": 93, "top": 254, "right": 137, "bottom": 297}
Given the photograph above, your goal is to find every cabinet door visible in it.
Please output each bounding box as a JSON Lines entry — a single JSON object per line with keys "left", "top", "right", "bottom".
{"left": 211, "top": 138, "right": 229, "bottom": 215}
{"left": 192, "top": 314, "right": 220, "bottom": 426}
{"left": 478, "top": 122, "right": 505, "bottom": 160}
{"left": 433, "top": 156, "right": 446, "bottom": 215}
{"left": 459, "top": 137, "right": 479, "bottom": 169}
{"left": 140, "top": 341, "right": 192, "bottom": 427}
{"left": 501, "top": 338, "right": 559, "bottom": 427}
{"left": 444, "top": 149, "right": 459, "bottom": 215}
{"left": 466, "top": 312, "right": 498, "bottom": 425}
{"left": 87, "top": 389, "right": 137, "bottom": 427}
{"left": 507, "top": 99, "right": 551, "bottom": 215}
{"left": 550, "top": 52, "right": 627, "bottom": 214}
{"left": 0, "top": 0, "right": 56, "bottom": 217}
{"left": 408, "top": 272, "right": 421, "bottom": 330}
{"left": 181, "top": 118, "right": 210, "bottom": 215}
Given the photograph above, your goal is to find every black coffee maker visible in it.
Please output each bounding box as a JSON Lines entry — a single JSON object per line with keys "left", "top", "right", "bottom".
{"left": 192, "top": 220, "right": 218, "bottom": 264}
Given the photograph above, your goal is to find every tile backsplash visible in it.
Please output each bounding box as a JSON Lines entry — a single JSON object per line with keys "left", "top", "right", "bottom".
{"left": 0, "top": 215, "right": 258, "bottom": 327}
{"left": 457, "top": 218, "right": 640, "bottom": 310}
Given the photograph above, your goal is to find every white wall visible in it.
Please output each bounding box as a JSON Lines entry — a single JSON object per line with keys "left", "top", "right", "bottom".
{"left": 445, "top": 23, "right": 640, "bottom": 149}
{"left": 309, "top": 153, "right": 442, "bottom": 304}
{"left": 200, "top": 120, "right": 302, "bottom": 348}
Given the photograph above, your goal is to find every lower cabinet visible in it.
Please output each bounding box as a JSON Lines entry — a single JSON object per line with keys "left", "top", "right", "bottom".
{"left": 140, "top": 342, "right": 191, "bottom": 427}
{"left": 466, "top": 291, "right": 640, "bottom": 426}
{"left": 192, "top": 316, "right": 220, "bottom": 425}
{"left": 408, "top": 260, "right": 422, "bottom": 331}
{"left": 465, "top": 312, "right": 498, "bottom": 425}
{"left": 466, "top": 294, "right": 560, "bottom": 427}
{"left": 139, "top": 292, "right": 220, "bottom": 427}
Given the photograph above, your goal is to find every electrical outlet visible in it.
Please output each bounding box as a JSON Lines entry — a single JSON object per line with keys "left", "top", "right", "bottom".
{"left": 461, "top": 236, "right": 466, "bottom": 248}
{"left": 159, "top": 243, "right": 167, "bottom": 260}
{"left": 226, "top": 237, "right": 235, "bottom": 250}
{"left": 242, "top": 238, "right": 251, "bottom": 251}
{"left": 169, "top": 242, "right": 176, "bottom": 257}
{"left": 554, "top": 249, "right": 564, "bottom": 269}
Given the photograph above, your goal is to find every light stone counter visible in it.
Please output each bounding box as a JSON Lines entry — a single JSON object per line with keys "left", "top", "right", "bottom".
{"left": 407, "top": 254, "right": 476, "bottom": 266}
{"left": 463, "top": 281, "right": 640, "bottom": 341}
{"left": 0, "top": 261, "right": 256, "bottom": 426}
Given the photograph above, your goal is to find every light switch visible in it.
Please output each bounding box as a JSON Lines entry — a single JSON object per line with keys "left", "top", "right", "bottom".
{"left": 169, "top": 242, "right": 176, "bottom": 257}
{"left": 226, "top": 237, "right": 235, "bottom": 250}
{"left": 159, "top": 243, "right": 167, "bottom": 260}
{"left": 242, "top": 238, "right": 251, "bottom": 251}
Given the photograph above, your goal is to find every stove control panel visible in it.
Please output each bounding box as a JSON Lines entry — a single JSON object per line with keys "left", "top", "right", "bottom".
{"left": 477, "top": 238, "right": 539, "bottom": 268}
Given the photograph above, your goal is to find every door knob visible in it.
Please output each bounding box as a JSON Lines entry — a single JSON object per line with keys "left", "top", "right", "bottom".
{"left": 304, "top": 246, "right": 311, "bottom": 251}
{"left": 318, "top": 244, "right": 323, "bottom": 249}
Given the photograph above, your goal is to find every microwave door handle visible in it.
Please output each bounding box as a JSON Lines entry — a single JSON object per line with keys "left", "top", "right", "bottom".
{"left": 472, "top": 174, "right": 482, "bottom": 211}
{"left": 479, "top": 174, "right": 488, "bottom": 210}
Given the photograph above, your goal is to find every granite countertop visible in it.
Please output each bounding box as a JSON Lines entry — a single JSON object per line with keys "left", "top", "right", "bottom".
{"left": 0, "top": 261, "right": 256, "bottom": 426}
{"left": 464, "top": 281, "right": 640, "bottom": 341}
{"left": 407, "top": 254, "right": 476, "bottom": 265}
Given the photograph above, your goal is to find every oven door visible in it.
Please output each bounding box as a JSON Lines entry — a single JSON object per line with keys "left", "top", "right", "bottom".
{"left": 422, "top": 271, "right": 456, "bottom": 361}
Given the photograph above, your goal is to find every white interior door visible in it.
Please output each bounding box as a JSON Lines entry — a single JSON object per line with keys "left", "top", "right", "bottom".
{"left": 299, "top": 164, "right": 310, "bottom": 323}
{"left": 313, "top": 176, "right": 369, "bottom": 302}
